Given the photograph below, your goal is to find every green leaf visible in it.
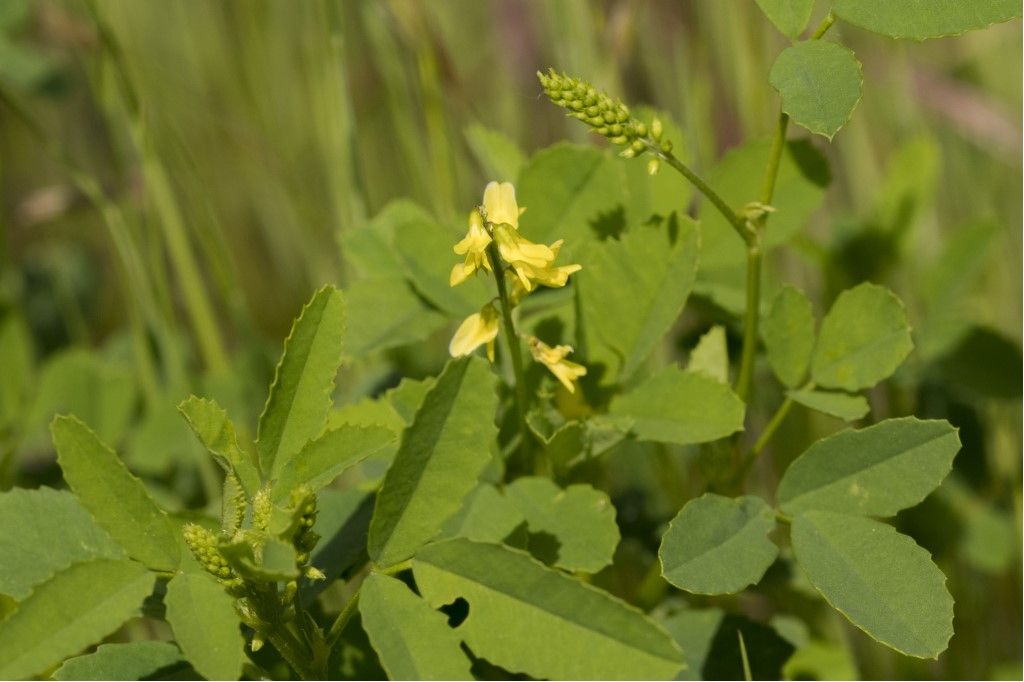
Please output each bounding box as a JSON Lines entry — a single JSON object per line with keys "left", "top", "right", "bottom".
{"left": 51, "top": 415, "right": 180, "bottom": 571}
{"left": 0, "top": 558, "right": 154, "bottom": 680}
{"left": 344, "top": 277, "right": 447, "bottom": 357}
{"left": 164, "top": 572, "right": 245, "bottom": 681}
{"left": 272, "top": 423, "right": 395, "bottom": 502}
{"left": 465, "top": 123, "right": 526, "bottom": 182}
{"left": 769, "top": 41, "right": 863, "bottom": 140}
{"left": 441, "top": 484, "right": 525, "bottom": 544}
{"left": 688, "top": 326, "right": 729, "bottom": 384}
{"left": 833, "top": 0, "right": 1021, "bottom": 39}
{"left": 811, "top": 282, "right": 913, "bottom": 391}
{"left": 504, "top": 477, "right": 620, "bottom": 573}
{"left": 0, "top": 487, "right": 125, "bottom": 600}
{"left": 516, "top": 143, "right": 627, "bottom": 254}
{"left": 54, "top": 641, "right": 186, "bottom": 681}
{"left": 659, "top": 495, "right": 778, "bottom": 595}
{"left": 178, "top": 396, "right": 261, "bottom": 498}
{"left": 414, "top": 539, "right": 684, "bottom": 680}
{"left": 609, "top": 366, "right": 745, "bottom": 445}
{"left": 359, "top": 573, "right": 473, "bottom": 680}
{"left": 783, "top": 640, "right": 858, "bottom": 681}
{"left": 257, "top": 285, "right": 346, "bottom": 478}
{"left": 578, "top": 217, "right": 700, "bottom": 380}
{"left": 0, "top": 594, "right": 15, "bottom": 623}
{"left": 341, "top": 200, "right": 432, "bottom": 279}
{"left": 778, "top": 417, "right": 960, "bottom": 516}
{"left": 755, "top": 0, "right": 816, "bottom": 37}
{"left": 368, "top": 357, "right": 498, "bottom": 568}
{"left": 762, "top": 285, "right": 816, "bottom": 388}
{"left": 787, "top": 388, "right": 869, "bottom": 421}
{"left": 661, "top": 608, "right": 725, "bottom": 681}
{"left": 791, "top": 511, "right": 953, "bottom": 658}
{"left": 394, "top": 216, "right": 493, "bottom": 318}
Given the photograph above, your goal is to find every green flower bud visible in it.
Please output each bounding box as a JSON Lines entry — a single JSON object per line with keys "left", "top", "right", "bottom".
{"left": 183, "top": 523, "right": 244, "bottom": 592}
{"left": 538, "top": 68, "right": 648, "bottom": 148}
{"left": 251, "top": 487, "right": 273, "bottom": 533}
{"left": 631, "top": 139, "right": 646, "bottom": 155}
{"left": 304, "top": 566, "right": 327, "bottom": 581}
{"left": 650, "top": 117, "right": 663, "bottom": 141}
{"left": 647, "top": 158, "right": 661, "bottom": 175}
{"left": 660, "top": 139, "right": 674, "bottom": 153}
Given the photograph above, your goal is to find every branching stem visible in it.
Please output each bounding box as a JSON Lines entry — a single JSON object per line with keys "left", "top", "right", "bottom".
{"left": 649, "top": 143, "right": 748, "bottom": 243}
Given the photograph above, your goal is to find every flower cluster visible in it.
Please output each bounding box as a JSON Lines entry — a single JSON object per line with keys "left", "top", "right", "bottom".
{"left": 448, "top": 181, "right": 587, "bottom": 392}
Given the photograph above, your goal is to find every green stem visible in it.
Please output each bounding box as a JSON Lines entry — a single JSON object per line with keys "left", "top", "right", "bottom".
{"left": 735, "top": 241, "right": 763, "bottom": 402}
{"left": 733, "top": 396, "right": 794, "bottom": 485}
{"left": 485, "top": 242, "right": 535, "bottom": 473}
{"left": 735, "top": 112, "right": 789, "bottom": 403}
{"left": 810, "top": 12, "right": 836, "bottom": 40}
{"left": 652, "top": 144, "right": 749, "bottom": 244}
{"left": 326, "top": 588, "right": 360, "bottom": 645}
{"left": 734, "top": 10, "right": 833, "bottom": 408}
{"left": 266, "top": 623, "right": 318, "bottom": 680}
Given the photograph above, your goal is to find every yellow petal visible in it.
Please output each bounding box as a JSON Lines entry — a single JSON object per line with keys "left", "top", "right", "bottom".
{"left": 483, "top": 181, "right": 520, "bottom": 228}
{"left": 449, "top": 263, "right": 471, "bottom": 287}
{"left": 528, "top": 337, "right": 587, "bottom": 392}
{"left": 449, "top": 306, "right": 500, "bottom": 358}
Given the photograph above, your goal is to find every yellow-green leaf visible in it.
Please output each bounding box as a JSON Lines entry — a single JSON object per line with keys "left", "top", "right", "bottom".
{"left": 833, "top": 0, "right": 1021, "bottom": 39}
{"left": 0, "top": 559, "right": 153, "bottom": 680}
{"left": 51, "top": 415, "right": 179, "bottom": 571}
{"left": 165, "top": 572, "right": 245, "bottom": 681}
{"left": 414, "top": 539, "right": 684, "bottom": 680}
{"left": 609, "top": 367, "right": 744, "bottom": 445}
{"left": 368, "top": 357, "right": 497, "bottom": 568}
{"left": 257, "top": 285, "right": 346, "bottom": 478}
{"left": 360, "top": 573, "right": 472, "bottom": 680}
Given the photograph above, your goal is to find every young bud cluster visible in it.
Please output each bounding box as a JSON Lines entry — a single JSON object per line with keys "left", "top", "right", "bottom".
{"left": 183, "top": 523, "right": 244, "bottom": 592}
{"left": 288, "top": 487, "right": 322, "bottom": 574}
{"left": 537, "top": 69, "right": 645, "bottom": 153}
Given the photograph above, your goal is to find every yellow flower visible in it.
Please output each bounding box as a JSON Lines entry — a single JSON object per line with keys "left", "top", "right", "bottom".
{"left": 493, "top": 227, "right": 582, "bottom": 292}
{"left": 449, "top": 303, "right": 500, "bottom": 361}
{"left": 527, "top": 240, "right": 582, "bottom": 288}
{"left": 450, "top": 209, "right": 493, "bottom": 286}
{"left": 482, "top": 181, "right": 525, "bottom": 229}
{"left": 529, "top": 337, "right": 587, "bottom": 393}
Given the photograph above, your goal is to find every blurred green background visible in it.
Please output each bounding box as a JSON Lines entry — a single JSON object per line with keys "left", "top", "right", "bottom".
{"left": 0, "top": 1, "right": 1020, "bottom": 679}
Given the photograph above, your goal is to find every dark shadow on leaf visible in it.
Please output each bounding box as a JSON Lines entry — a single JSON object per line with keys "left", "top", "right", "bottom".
{"left": 439, "top": 597, "right": 470, "bottom": 628}
{"left": 589, "top": 205, "right": 627, "bottom": 240}
{"left": 501, "top": 522, "right": 562, "bottom": 568}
